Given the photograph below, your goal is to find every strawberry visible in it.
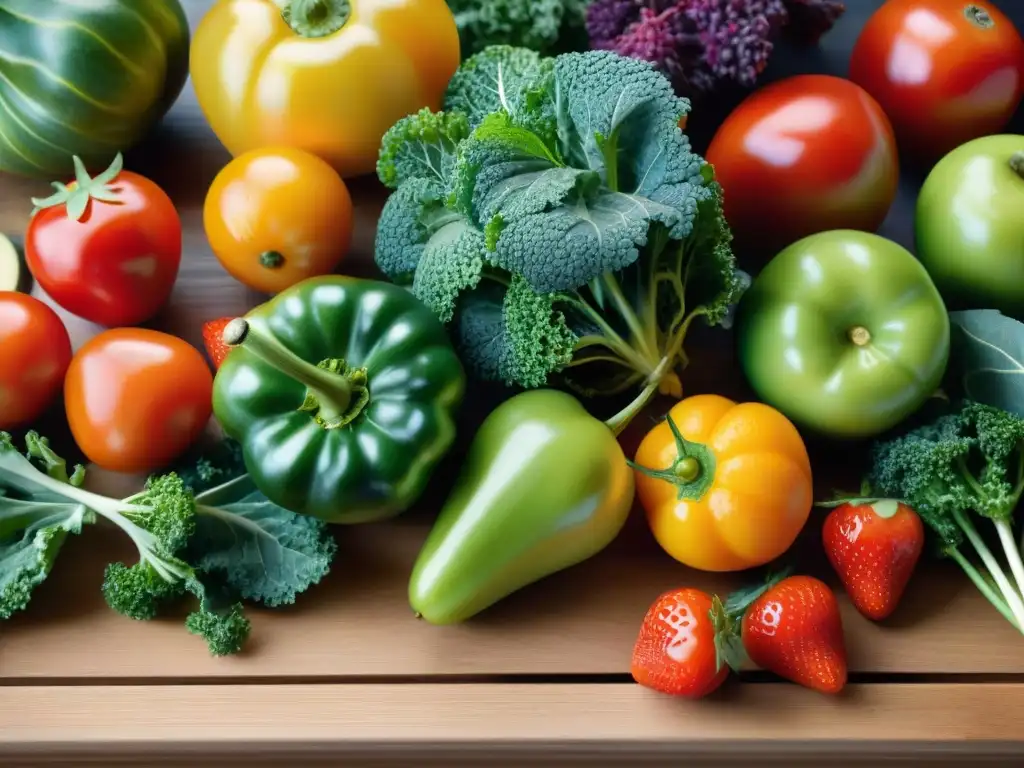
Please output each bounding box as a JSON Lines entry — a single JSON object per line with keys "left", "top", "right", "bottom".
{"left": 728, "top": 574, "right": 847, "bottom": 695}
{"left": 202, "top": 317, "right": 234, "bottom": 370}
{"left": 822, "top": 499, "right": 924, "bottom": 621}
{"left": 631, "top": 588, "right": 739, "bottom": 699}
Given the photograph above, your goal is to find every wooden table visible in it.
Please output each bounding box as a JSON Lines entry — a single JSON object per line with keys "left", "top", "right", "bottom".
{"left": 1, "top": 1, "right": 1023, "bottom": 765}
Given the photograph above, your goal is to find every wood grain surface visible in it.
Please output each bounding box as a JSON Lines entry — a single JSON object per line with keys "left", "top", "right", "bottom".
{"left": 1, "top": 0, "right": 1024, "bottom": 763}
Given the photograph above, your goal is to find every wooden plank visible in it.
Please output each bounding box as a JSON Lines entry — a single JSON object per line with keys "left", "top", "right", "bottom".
{"left": 0, "top": 514, "right": 1021, "bottom": 680}
{"left": 0, "top": 683, "right": 1022, "bottom": 763}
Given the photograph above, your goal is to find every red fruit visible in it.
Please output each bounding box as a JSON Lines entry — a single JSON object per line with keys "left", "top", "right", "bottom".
{"left": 631, "top": 588, "right": 732, "bottom": 699}
{"left": 823, "top": 499, "right": 924, "bottom": 621}
{"left": 202, "top": 317, "right": 234, "bottom": 369}
{"left": 740, "top": 575, "right": 847, "bottom": 695}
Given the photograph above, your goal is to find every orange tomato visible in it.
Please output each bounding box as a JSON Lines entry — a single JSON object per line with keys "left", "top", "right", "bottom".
{"left": 0, "top": 292, "right": 72, "bottom": 430}
{"left": 631, "top": 394, "right": 813, "bottom": 572}
{"left": 64, "top": 328, "right": 213, "bottom": 474}
{"left": 204, "top": 146, "right": 354, "bottom": 294}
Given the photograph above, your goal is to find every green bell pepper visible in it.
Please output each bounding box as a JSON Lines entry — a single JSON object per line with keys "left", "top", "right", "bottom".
{"left": 736, "top": 230, "right": 950, "bottom": 439}
{"left": 212, "top": 276, "right": 465, "bottom": 523}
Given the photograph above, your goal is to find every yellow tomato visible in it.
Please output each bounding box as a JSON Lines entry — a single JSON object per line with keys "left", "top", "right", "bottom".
{"left": 190, "top": 0, "right": 461, "bottom": 178}
{"left": 632, "top": 394, "right": 813, "bottom": 572}
{"left": 204, "top": 146, "right": 354, "bottom": 294}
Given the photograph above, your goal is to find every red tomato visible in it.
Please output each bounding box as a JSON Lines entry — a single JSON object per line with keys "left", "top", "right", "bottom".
{"left": 850, "top": 0, "right": 1024, "bottom": 162}
{"left": 630, "top": 588, "right": 730, "bottom": 699}
{"left": 64, "top": 328, "right": 213, "bottom": 474}
{"left": 25, "top": 154, "right": 182, "bottom": 327}
{"left": 705, "top": 75, "right": 899, "bottom": 261}
{"left": 0, "top": 292, "right": 72, "bottom": 430}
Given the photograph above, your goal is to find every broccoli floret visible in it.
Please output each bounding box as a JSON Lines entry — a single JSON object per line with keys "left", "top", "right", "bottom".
{"left": 867, "top": 400, "right": 1024, "bottom": 633}
{"left": 446, "top": 0, "right": 588, "bottom": 59}
{"left": 185, "top": 602, "right": 251, "bottom": 657}
{"left": 374, "top": 47, "right": 740, "bottom": 434}
{"left": 377, "top": 108, "right": 471, "bottom": 189}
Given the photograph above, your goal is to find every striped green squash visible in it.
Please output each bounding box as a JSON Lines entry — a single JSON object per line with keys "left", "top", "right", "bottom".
{"left": 0, "top": 0, "right": 190, "bottom": 178}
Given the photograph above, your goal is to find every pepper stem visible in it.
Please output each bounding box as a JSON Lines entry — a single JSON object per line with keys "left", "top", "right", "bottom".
{"left": 282, "top": 0, "right": 350, "bottom": 37}
{"left": 626, "top": 412, "right": 717, "bottom": 501}
{"left": 222, "top": 318, "right": 368, "bottom": 429}
{"left": 964, "top": 4, "right": 994, "bottom": 28}
{"left": 1011, "top": 152, "right": 1024, "bottom": 180}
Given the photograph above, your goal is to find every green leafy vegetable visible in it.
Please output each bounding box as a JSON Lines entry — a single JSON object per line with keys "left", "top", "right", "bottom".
{"left": 0, "top": 433, "right": 336, "bottom": 656}
{"left": 446, "top": 0, "right": 589, "bottom": 59}
{"left": 374, "top": 46, "right": 740, "bottom": 433}
{"left": 947, "top": 310, "right": 1024, "bottom": 416}
{"left": 866, "top": 400, "right": 1024, "bottom": 633}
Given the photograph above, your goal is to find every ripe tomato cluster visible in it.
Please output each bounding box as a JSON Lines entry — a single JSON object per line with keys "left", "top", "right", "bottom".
{"left": 706, "top": 0, "right": 1023, "bottom": 262}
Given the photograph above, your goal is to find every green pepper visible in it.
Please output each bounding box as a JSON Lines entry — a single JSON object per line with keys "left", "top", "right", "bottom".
{"left": 212, "top": 276, "right": 465, "bottom": 523}
{"left": 736, "top": 230, "right": 950, "bottom": 440}
{"left": 408, "top": 389, "right": 635, "bottom": 624}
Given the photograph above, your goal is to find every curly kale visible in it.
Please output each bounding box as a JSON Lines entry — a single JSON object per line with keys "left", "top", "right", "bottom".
{"left": 446, "top": 0, "right": 590, "bottom": 58}
{"left": 867, "top": 400, "right": 1024, "bottom": 634}
{"left": 585, "top": 0, "right": 845, "bottom": 99}
{"left": 0, "top": 433, "right": 337, "bottom": 656}
{"left": 374, "top": 46, "right": 740, "bottom": 433}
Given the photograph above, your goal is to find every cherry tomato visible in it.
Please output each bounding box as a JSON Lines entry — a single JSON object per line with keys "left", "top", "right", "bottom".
{"left": 850, "top": 0, "right": 1024, "bottom": 162}
{"left": 0, "top": 292, "right": 72, "bottom": 430}
{"left": 64, "top": 328, "right": 213, "bottom": 474}
{"left": 204, "top": 146, "right": 354, "bottom": 294}
{"left": 705, "top": 75, "right": 899, "bottom": 261}
{"left": 25, "top": 154, "right": 182, "bottom": 327}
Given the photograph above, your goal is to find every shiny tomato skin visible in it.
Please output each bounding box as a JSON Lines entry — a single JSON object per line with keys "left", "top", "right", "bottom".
{"left": 705, "top": 75, "right": 899, "bottom": 261}
{"left": 0, "top": 292, "right": 72, "bottom": 430}
{"left": 204, "top": 146, "right": 354, "bottom": 294}
{"left": 849, "top": 0, "right": 1024, "bottom": 162}
{"left": 26, "top": 171, "right": 182, "bottom": 327}
{"left": 64, "top": 328, "right": 213, "bottom": 474}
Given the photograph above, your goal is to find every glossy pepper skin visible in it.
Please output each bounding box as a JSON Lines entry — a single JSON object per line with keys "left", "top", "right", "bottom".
{"left": 631, "top": 395, "right": 813, "bottom": 573}
{"left": 212, "top": 275, "right": 465, "bottom": 523}
{"left": 736, "top": 230, "right": 950, "bottom": 440}
{"left": 190, "top": 0, "right": 461, "bottom": 178}
{"left": 408, "top": 389, "right": 635, "bottom": 625}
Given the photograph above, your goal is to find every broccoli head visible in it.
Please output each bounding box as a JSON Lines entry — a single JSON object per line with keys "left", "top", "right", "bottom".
{"left": 374, "top": 46, "right": 740, "bottom": 434}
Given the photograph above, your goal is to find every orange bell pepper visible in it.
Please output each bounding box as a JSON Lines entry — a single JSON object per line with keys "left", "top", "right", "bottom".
{"left": 190, "top": 0, "right": 461, "bottom": 178}
{"left": 631, "top": 394, "right": 813, "bottom": 572}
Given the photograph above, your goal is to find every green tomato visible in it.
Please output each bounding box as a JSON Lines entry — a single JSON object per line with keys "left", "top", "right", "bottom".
{"left": 736, "top": 230, "right": 950, "bottom": 439}
{"left": 915, "top": 135, "right": 1024, "bottom": 318}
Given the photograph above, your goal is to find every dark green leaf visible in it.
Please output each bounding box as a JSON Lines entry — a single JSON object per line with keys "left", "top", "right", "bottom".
{"left": 947, "top": 310, "right": 1024, "bottom": 416}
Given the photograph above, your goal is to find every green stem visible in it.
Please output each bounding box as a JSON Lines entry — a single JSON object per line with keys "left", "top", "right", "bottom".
{"left": 995, "top": 518, "right": 1024, "bottom": 612}
{"left": 953, "top": 508, "right": 1024, "bottom": 631}
{"left": 964, "top": 4, "right": 994, "bottom": 28}
{"left": 260, "top": 251, "right": 285, "bottom": 269}
{"left": 601, "top": 273, "right": 656, "bottom": 362}
{"left": 563, "top": 294, "right": 654, "bottom": 374}
{"left": 281, "top": 0, "right": 350, "bottom": 37}
{"left": 222, "top": 318, "right": 352, "bottom": 424}
{"left": 604, "top": 355, "right": 674, "bottom": 435}
{"left": 1011, "top": 152, "right": 1024, "bottom": 180}
{"left": 948, "top": 548, "right": 1021, "bottom": 631}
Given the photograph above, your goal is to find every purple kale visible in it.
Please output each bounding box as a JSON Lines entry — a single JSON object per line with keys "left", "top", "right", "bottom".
{"left": 781, "top": 0, "right": 846, "bottom": 45}
{"left": 585, "top": 0, "right": 844, "bottom": 98}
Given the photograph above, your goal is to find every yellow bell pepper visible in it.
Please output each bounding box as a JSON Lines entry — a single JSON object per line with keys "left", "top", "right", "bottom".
{"left": 631, "top": 394, "right": 813, "bottom": 572}
{"left": 190, "top": 0, "right": 461, "bottom": 178}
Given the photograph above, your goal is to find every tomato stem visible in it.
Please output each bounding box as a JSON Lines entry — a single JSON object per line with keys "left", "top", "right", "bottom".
{"left": 1011, "top": 152, "right": 1024, "bottom": 180}
{"left": 260, "top": 251, "right": 285, "bottom": 269}
{"left": 282, "top": 0, "right": 350, "bottom": 38}
{"left": 964, "top": 4, "right": 994, "bottom": 28}
{"left": 848, "top": 326, "right": 871, "bottom": 347}
{"left": 30, "top": 153, "right": 125, "bottom": 221}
